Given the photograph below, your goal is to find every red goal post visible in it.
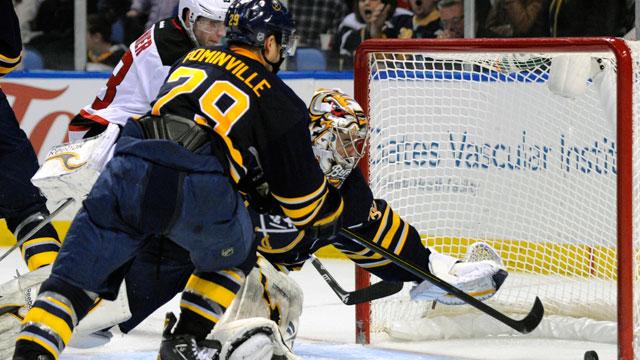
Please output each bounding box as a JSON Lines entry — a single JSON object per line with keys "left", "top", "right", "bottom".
{"left": 353, "top": 38, "right": 635, "bottom": 359}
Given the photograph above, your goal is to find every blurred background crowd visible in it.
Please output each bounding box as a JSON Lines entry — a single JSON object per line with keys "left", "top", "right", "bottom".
{"left": 12, "top": 0, "right": 636, "bottom": 72}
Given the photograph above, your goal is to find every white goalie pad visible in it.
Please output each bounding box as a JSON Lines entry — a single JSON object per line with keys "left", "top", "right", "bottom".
{"left": 0, "top": 307, "right": 24, "bottom": 360}
{"left": 217, "top": 256, "right": 303, "bottom": 349}
{"left": 71, "top": 281, "right": 131, "bottom": 343}
{"left": 0, "top": 266, "right": 50, "bottom": 359}
{"left": 31, "top": 123, "right": 120, "bottom": 206}
{"left": 0, "top": 265, "right": 51, "bottom": 309}
{"left": 212, "top": 317, "right": 301, "bottom": 360}
{"left": 0, "top": 266, "right": 131, "bottom": 353}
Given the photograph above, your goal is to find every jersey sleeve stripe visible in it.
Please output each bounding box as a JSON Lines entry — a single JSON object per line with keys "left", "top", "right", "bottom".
{"left": 285, "top": 194, "right": 326, "bottom": 227}
{"left": 333, "top": 242, "right": 382, "bottom": 259}
{"left": 393, "top": 221, "right": 410, "bottom": 255}
{"left": 356, "top": 259, "right": 393, "bottom": 268}
{"left": 257, "top": 230, "right": 306, "bottom": 254}
{"left": 280, "top": 196, "right": 324, "bottom": 220}
{"left": 0, "top": 61, "right": 20, "bottom": 75}
{"left": 311, "top": 197, "right": 344, "bottom": 226}
{"left": 0, "top": 51, "right": 21, "bottom": 64}
{"left": 372, "top": 205, "right": 391, "bottom": 244}
{"left": 78, "top": 109, "right": 111, "bottom": 126}
{"left": 272, "top": 178, "right": 327, "bottom": 205}
{"left": 380, "top": 210, "right": 401, "bottom": 249}
{"left": 341, "top": 251, "right": 383, "bottom": 260}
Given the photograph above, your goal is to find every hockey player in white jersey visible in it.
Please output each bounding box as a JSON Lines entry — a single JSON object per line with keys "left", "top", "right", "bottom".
{"left": 69, "top": 0, "right": 229, "bottom": 140}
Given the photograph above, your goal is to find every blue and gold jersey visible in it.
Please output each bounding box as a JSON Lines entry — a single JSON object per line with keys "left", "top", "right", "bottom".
{"left": 0, "top": 0, "right": 22, "bottom": 77}
{"left": 255, "top": 169, "right": 431, "bottom": 282}
{"left": 151, "top": 45, "right": 342, "bottom": 230}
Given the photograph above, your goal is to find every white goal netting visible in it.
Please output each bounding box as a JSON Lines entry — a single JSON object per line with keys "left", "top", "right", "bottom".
{"left": 357, "top": 39, "right": 640, "bottom": 357}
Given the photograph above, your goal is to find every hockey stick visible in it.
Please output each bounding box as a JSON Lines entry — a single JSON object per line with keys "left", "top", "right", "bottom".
{"left": 339, "top": 228, "right": 544, "bottom": 334}
{"left": 0, "top": 198, "right": 75, "bottom": 264}
{"left": 310, "top": 256, "right": 403, "bottom": 305}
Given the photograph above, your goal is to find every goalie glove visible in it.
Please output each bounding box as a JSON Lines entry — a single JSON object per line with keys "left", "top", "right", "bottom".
{"left": 31, "top": 122, "right": 120, "bottom": 206}
{"left": 410, "top": 242, "right": 508, "bottom": 305}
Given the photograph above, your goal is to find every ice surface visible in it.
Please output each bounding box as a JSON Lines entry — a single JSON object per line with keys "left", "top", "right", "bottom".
{"left": 0, "top": 249, "right": 617, "bottom": 359}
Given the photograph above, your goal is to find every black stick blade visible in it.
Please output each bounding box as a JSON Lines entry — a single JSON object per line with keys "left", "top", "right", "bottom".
{"left": 310, "top": 256, "right": 403, "bottom": 305}
{"left": 344, "top": 281, "right": 403, "bottom": 305}
{"left": 511, "top": 296, "right": 544, "bottom": 334}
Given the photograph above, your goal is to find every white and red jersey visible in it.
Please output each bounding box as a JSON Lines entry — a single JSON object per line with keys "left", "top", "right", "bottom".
{"left": 69, "top": 17, "right": 194, "bottom": 140}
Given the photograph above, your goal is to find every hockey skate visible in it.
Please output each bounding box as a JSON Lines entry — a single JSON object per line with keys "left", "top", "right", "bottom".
{"left": 410, "top": 242, "right": 508, "bottom": 305}
{"left": 158, "top": 313, "right": 221, "bottom": 360}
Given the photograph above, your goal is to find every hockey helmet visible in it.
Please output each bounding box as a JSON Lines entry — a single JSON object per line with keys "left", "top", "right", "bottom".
{"left": 178, "top": 0, "right": 231, "bottom": 46}
{"left": 309, "top": 89, "right": 369, "bottom": 188}
{"left": 225, "top": 0, "right": 297, "bottom": 57}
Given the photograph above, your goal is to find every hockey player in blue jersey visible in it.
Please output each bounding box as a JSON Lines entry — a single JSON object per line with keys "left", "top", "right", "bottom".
{"left": 18, "top": 87, "right": 504, "bottom": 359}
{"left": 0, "top": 0, "right": 61, "bottom": 272}
{"left": 11, "top": 0, "right": 347, "bottom": 359}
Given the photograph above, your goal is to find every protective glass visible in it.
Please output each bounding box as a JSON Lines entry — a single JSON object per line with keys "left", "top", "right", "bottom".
{"left": 279, "top": 31, "right": 298, "bottom": 57}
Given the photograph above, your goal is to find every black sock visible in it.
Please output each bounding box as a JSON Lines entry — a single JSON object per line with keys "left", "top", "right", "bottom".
{"left": 172, "top": 309, "right": 215, "bottom": 341}
{"left": 13, "top": 340, "right": 54, "bottom": 359}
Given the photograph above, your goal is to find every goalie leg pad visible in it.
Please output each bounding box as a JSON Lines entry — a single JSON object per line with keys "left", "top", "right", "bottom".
{"left": 73, "top": 281, "right": 131, "bottom": 338}
{"left": 218, "top": 256, "right": 303, "bottom": 349}
{"left": 67, "top": 281, "right": 131, "bottom": 349}
{"left": 212, "top": 317, "right": 301, "bottom": 360}
{"left": 0, "top": 265, "right": 51, "bottom": 308}
{"left": 0, "top": 305, "right": 24, "bottom": 360}
{"left": 0, "top": 266, "right": 52, "bottom": 360}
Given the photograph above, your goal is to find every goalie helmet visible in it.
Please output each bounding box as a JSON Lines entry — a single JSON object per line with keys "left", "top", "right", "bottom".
{"left": 178, "top": 0, "right": 231, "bottom": 46}
{"left": 309, "top": 89, "right": 369, "bottom": 188}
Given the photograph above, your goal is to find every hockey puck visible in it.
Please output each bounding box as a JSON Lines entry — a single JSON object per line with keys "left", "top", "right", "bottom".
{"left": 584, "top": 350, "right": 599, "bottom": 360}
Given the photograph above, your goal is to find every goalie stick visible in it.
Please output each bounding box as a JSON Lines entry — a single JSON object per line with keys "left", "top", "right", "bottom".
{"left": 0, "top": 197, "right": 75, "bottom": 264}
{"left": 310, "top": 256, "right": 403, "bottom": 305}
{"left": 339, "top": 228, "right": 544, "bottom": 334}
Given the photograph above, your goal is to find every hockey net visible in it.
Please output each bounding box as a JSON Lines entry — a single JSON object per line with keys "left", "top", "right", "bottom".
{"left": 353, "top": 38, "right": 639, "bottom": 358}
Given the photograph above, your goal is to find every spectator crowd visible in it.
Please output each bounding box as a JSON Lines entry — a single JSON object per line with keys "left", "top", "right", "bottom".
{"left": 11, "top": 0, "right": 636, "bottom": 71}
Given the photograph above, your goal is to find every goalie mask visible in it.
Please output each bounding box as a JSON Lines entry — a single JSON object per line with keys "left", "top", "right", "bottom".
{"left": 309, "top": 89, "right": 369, "bottom": 188}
